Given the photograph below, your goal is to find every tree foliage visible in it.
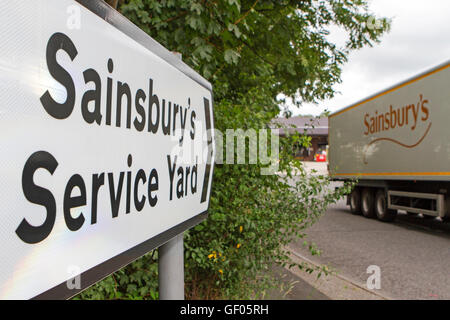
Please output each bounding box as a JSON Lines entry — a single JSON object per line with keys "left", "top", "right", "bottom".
{"left": 120, "top": 0, "right": 389, "bottom": 104}
{"left": 77, "top": 0, "right": 389, "bottom": 299}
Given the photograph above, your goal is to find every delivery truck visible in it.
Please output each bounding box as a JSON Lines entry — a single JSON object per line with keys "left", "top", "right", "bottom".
{"left": 328, "top": 60, "right": 450, "bottom": 222}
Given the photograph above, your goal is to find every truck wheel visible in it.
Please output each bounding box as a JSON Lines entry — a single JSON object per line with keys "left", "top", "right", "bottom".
{"left": 361, "top": 188, "right": 376, "bottom": 218}
{"left": 349, "top": 188, "right": 362, "bottom": 215}
{"left": 375, "top": 190, "right": 397, "bottom": 222}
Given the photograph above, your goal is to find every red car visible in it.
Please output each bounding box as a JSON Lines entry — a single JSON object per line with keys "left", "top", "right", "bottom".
{"left": 315, "top": 153, "right": 327, "bottom": 162}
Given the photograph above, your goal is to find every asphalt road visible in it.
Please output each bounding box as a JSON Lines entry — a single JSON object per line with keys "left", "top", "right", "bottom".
{"left": 288, "top": 199, "right": 450, "bottom": 300}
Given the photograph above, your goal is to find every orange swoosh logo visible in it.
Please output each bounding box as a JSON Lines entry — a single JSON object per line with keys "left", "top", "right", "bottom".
{"left": 363, "top": 122, "right": 432, "bottom": 164}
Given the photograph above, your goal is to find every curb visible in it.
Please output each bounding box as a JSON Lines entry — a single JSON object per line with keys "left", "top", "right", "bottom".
{"left": 287, "top": 247, "right": 394, "bottom": 300}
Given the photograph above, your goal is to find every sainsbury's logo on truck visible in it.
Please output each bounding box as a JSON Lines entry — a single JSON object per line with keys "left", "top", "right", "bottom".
{"left": 362, "top": 94, "right": 432, "bottom": 164}
{"left": 363, "top": 94, "right": 430, "bottom": 136}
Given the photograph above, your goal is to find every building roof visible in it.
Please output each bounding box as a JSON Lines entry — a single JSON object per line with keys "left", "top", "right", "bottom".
{"left": 272, "top": 116, "right": 328, "bottom": 136}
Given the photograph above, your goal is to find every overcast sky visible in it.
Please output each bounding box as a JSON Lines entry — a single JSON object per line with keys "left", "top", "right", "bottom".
{"left": 285, "top": 0, "right": 450, "bottom": 117}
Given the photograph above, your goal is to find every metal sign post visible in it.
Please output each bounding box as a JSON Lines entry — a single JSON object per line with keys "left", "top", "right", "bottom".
{"left": 158, "top": 234, "right": 184, "bottom": 300}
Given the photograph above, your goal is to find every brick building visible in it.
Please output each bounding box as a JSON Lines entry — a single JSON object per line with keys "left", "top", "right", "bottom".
{"left": 273, "top": 116, "right": 329, "bottom": 161}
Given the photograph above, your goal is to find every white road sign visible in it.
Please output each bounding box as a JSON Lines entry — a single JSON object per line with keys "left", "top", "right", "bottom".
{"left": 0, "top": 0, "right": 214, "bottom": 299}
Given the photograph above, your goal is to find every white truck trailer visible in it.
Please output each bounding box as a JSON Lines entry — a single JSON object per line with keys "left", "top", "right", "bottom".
{"left": 329, "top": 60, "right": 450, "bottom": 222}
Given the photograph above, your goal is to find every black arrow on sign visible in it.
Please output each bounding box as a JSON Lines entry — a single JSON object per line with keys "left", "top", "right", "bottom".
{"left": 200, "top": 98, "right": 213, "bottom": 203}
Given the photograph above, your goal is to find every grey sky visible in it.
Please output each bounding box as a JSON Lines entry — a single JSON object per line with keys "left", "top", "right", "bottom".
{"left": 285, "top": 0, "right": 450, "bottom": 116}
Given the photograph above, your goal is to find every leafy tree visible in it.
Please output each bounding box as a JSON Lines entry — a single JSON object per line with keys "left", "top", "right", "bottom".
{"left": 78, "top": 0, "right": 389, "bottom": 299}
